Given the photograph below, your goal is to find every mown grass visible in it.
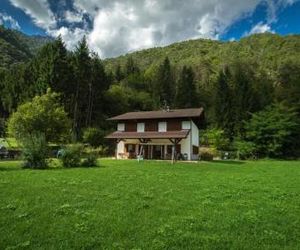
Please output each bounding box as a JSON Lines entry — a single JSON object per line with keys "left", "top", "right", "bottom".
{"left": 0, "top": 159, "right": 300, "bottom": 249}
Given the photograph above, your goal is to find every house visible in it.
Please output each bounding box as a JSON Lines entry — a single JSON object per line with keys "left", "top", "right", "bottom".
{"left": 105, "top": 108, "right": 204, "bottom": 161}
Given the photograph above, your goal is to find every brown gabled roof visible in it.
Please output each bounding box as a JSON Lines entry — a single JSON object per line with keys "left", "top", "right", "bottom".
{"left": 107, "top": 108, "right": 204, "bottom": 121}
{"left": 105, "top": 130, "right": 190, "bottom": 139}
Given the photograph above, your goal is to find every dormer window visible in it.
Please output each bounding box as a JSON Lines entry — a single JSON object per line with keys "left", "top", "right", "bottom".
{"left": 117, "top": 123, "right": 125, "bottom": 131}
{"left": 137, "top": 122, "right": 145, "bottom": 132}
{"left": 158, "top": 122, "right": 167, "bottom": 132}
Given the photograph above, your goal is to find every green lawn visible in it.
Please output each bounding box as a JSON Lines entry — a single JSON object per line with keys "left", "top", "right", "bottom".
{"left": 0, "top": 159, "right": 300, "bottom": 249}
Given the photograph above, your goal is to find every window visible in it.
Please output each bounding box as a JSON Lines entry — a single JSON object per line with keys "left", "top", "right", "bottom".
{"left": 117, "top": 123, "right": 125, "bottom": 131}
{"left": 182, "top": 121, "right": 191, "bottom": 129}
{"left": 137, "top": 122, "right": 145, "bottom": 132}
{"left": 158, "top": 122, "right": 167, "bottom": 132}
{"left": 193, "top": 145, "right": 199, "bottom": 154}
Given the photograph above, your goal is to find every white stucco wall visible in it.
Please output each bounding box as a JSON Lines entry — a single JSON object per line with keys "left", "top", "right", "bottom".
{"left": 116, "top": 140, "right": 125, "bottom": 159}
{"left": 180, "top": 135, "right": 191, "bottom": 160}
{"left": 191, "top": 120, "right": 199, "bottom": 160}
{"left": 191, "top": 121, "right": 199, "bottom": 146}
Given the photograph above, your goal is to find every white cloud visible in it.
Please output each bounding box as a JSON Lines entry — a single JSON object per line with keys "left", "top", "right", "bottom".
{"left": 8, "top": 0, "right": 299, "bottom": 58}
{"left": 64, "top": 10, "right": 83, "bottom": 23}
{"left": 0, "top": 13, "right": 20, "bottom": 30}
{"left": 83, "top": 0, "right": 264, "bottom": 57}
{"left": 9, "top": 0, "right": 56, "bottom": 30}
{"left": 48, "top": 26, "right": 86, "bottom": 49}
{"left": 246, "top": 21, "right": 274, "bottom": 36}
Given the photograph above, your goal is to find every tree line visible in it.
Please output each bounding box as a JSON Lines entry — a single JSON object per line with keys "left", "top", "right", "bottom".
{"left": 0, "top": 35, "right": 299, "bottom": 158}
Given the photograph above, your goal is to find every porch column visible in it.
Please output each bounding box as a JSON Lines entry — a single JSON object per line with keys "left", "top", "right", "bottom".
{"left": 169, "top": 138, "right": 182, "bottom": 164}
{"left": 116, "top": 139, "right": 124, "bottom": 159}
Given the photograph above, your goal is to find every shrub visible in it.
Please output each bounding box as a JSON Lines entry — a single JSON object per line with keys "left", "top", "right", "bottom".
{"left": 199, "top": 147, "right": 214, "bottom": 161}
{"left": 200, "top": 127, "right": 230, "bottom": 151}
{"left": 60, "top": 144, "right": 82, "bottom": 168}
{"left": 21, "top": 133, "right": 48, "bottom": 169}
{"left": 82, "top": 127, "right": 105, "bottom": 148}
{"left": 233, "top": 138, "right": 257, "bottom": 160}
{"left": 83, "top": 146, "right": 109, "bottom": 157}
{"left": 244, "top": 103, "right": 299, "bottom": 158}
{"left": 82, "top": 154, "right": 98, "bottom": 167}
{"left": 7, "top": 89, "right": 71, "bottom": 143}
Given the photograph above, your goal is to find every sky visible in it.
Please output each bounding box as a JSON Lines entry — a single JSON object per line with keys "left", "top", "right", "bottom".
{"left": 0, "top": 0, "right": 299, "bottom": 58}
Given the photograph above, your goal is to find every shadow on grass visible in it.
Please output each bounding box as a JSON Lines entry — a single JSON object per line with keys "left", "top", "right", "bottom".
{"left": 0, "top": 166, "right": 23, "bottom": 171}
{"left": 0, "top": 164, "right": 104, "bottom": 171}
{"left": 210, "top": 160, "right": 246, "bottom": 165}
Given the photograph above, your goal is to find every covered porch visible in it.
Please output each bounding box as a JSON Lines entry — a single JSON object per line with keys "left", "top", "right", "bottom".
{"left": 105, "top": 130, "right": 190, "bottom": 161}
{"left": 120, "top": 142, "right": 183, "bottom": 160}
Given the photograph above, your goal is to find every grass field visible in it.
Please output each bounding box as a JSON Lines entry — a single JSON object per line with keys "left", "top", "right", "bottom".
{"left": 0, "top": 159, "right": 300, "bottom": 249}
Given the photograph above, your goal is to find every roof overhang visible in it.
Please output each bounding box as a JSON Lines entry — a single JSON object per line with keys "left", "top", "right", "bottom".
{"left": 105, "top": 130, "right": 190, "bottom": 140}
{"left": 107, "top": 108, "right": 204, "bottom": 121}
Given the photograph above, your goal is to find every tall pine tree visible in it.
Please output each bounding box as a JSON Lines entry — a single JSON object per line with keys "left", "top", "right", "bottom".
{"left": 115, "top": 63, "right": 124, "bottom": 82}
{"left": 72, "top": 36, "right": 92, "bottom": 138}
{"left": 125, "top": 57, "right": 139, "bottom": 76}
{"left": 214, "top": 66, "right": 234, "bottom": 138}
{"left": 154, "top": 57, "right": 175, "bottom": 107}
{"left": 174, "top": 66, "right": 198, "bottom": 108}
{"left": 88, "top": 52, "right": 109, "bottom": 126}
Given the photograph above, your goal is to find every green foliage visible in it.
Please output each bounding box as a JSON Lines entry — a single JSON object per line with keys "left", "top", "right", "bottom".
{"left": 243, "top": 103, "right": 299, "bottom": 157}
{"left": 106, "top": 84, "right": 154, "bottom": 115}
{"left": 275, "top": 59, "right": 300, "bottom": 112}
{"left": 199, "top": 147, "right": 214, "bottom": 161}
{"left": 125, "top": 56, "right": 140, "bottom": 76}
{"left": 214, "top": 66, "right": 233, "bottom": 135}
{"left": 0, "top": 63, "right": 36, "bottom": 113}
{"left": 7, "top": 89, "right": 71, "bottom": 143}
{"left": 214, "top": 63, "right": 259, "bottom": 138}
{"left": 0, "top": 25, "right": 52, "bottom": 68}
{"left": 1, "top": 27, "right": 300, "bottom": 158}
{"left": 233, "top": 138, "right": 257, "bottom": 160}
{"left": 174, "top": 66, "right": 198, "bottom": 108}
{"left": 153, "top": 57, "right": 175, "bottom": 106}
{"left": 82, "top": 154, "right": 98, "bottom": 167}
{"left": 0, "top": 118, "right": 5, "bottom": 137}
{"left": 60, "top": 144, "right": 83, "bottom": 168}
{"left": 34, "top": 36, "right": 72, "bottom": 95}
{"left": 21, "top": 133, "right": 48, "bottom": 169}
{"left": 200, "top": 127, "right": 230, "bottom": 151}
{"left": 82, "top": 127, "right": 105, "bottom": 148}
{"left": 114, "top": 63, "right": 124, "bottom": 82}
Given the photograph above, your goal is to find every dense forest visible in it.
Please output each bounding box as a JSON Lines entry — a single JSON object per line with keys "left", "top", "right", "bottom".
{"left": 0, "top": 25, "right": 299, "bottom": 158}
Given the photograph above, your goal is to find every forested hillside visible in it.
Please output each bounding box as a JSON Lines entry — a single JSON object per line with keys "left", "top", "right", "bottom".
{"left": 0, "top": 28, "right": 299, "bottom": 158}
{"left": 0, "top": 25, "right": 53, "bottom": 68}
{"left": 105, "top": 33, "right": 300, "bottom": 77}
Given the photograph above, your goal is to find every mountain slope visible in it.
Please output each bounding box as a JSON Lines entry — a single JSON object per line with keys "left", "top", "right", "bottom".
{"left": 104, "top": 33, "right": 300, "bottom": 80}
{"left": 0, "top": 25, "right": 53, "bottom": 68}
